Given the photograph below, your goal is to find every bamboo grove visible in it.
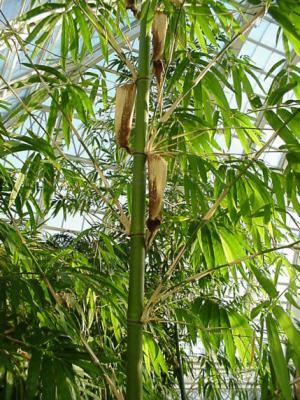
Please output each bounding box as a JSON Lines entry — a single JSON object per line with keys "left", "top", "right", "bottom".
{"left": 0, "top": 0, "right": 300, "bottom": 399}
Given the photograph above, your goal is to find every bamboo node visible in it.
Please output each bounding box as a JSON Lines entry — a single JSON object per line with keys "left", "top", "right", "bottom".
{"left": 129, "top": 232, "right": 145, "bottom": 237}
{"left": 127, "top": 318, "right": 144, "bottom": 325}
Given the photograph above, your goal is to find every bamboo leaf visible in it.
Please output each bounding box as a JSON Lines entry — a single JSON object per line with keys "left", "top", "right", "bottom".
{"left": 273, "top": 305, "right": 300, "bottom": 370}
{"left": 265, "top": 110, "right": 298, "bottom": 145}
{"left": 19, "top": 3, "right": 65, "bottom": 21}
{"left": 8, "top": 173, "right": 26, "bottom": 209}
{"left": 219, "top": 229, "right": 245, "bottom": 263}
{"left": 73, "top": 7, "right": 93, "bottom": 53}
{"left": 21, "top": 153, "right": 41, "bottom": 203}
{"left": 269, "top": 6, "right": 300, "bottom": 42}
{"left": 61, "top": 14, "right": 69, "bottom": 69}
{"left": 249, "top": 264, "right": 278, "bottom": 299}
{"left": 41, "top": 356, "right": 56, "bottom": 400}
{"left": 25, "top": 350, "right": 42, "bottom": 400}
{"left": 43, "top": 162, "right": 55, "bottom": 210}
{"left": 228, "top": 310, "right": 252, "bottom": 365}
{"left": 232, "top": 66, "right": 242, "bottom": 109}
{"left": 220, "top": 308, "right": 236, "bottom": 370}
{"left": 22, "top": 63, "right": 67, "bottom": 82}
{"left": 67, "top": 14, "right": 79, "bottom": 61}
{"left": 46, "top": 89, "right": 59, "bottom": 138}
{"left": 266, "top": 315, "right": 293, "bottom": 400}
{"left": 26, "top": 14, "right": 59, "bottom": 43}
{"left": 265, "top": 58, "right": 285, "bottom": 80}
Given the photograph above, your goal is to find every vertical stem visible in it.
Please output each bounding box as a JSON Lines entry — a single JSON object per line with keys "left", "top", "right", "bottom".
{"left": 126, "top": 8, "right": 151, "bottom": 400}
{"left": 174, "top": 324, "right": 187, "bottom": 400}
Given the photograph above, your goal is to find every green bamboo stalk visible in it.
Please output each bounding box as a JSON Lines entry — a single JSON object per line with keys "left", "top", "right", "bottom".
{"left": 126, "top": 6, "right": 151, "bottom": 400}
{"left": 174, "top": 324, "right": 187, "bottom": 400}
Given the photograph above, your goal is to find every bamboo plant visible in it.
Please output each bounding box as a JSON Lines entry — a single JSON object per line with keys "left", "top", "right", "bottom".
{"left": 0, "top": 1, "right": 300, "bottom": 400}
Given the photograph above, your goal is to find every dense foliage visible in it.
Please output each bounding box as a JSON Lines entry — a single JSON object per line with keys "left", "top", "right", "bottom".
{"left": 0, "top": 0, "right": 300, "bottom": 399}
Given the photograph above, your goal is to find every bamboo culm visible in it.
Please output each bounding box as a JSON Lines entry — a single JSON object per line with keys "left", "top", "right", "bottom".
{"left": 126, "top": 6, "right": 151, "bottom": 400}
{"left": 174, "top": 324, "right": 187, "bottom": 400}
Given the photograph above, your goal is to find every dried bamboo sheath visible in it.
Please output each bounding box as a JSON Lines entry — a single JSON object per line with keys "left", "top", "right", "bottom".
{"left": 115, "top": 82, "right": 136, "bottom": 149}
{"left": 153, "top": 59, "right": 164, "bottom": 88}
{"left": 125, "top": 0, "right": 137, "bottom": 15}
{"left": 148, "top": 13, "right": 168, "bottom": 229}
{"left": 147, "top": 154, "right": 167, "bottom": 231}
{"left": 152, "top": 12, "right": 168, "bottom": 61}
{"left": 152, "top": 12, "right": 168, "bottom": 91}
{"left": 125, "top": 0, "right": 135, "bottom": 7}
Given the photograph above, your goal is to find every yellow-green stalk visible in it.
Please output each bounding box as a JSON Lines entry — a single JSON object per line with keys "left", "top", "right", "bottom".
{"left": 126, "top": 3, "right": 151, "bottom": 399}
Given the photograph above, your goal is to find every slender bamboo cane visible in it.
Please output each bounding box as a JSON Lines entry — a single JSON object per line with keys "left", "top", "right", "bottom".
{"left": 174, "top": 324, "right": 187, "bottom": 400}
{"left": 126, "top": 7, "right": 151, "bottom": 400}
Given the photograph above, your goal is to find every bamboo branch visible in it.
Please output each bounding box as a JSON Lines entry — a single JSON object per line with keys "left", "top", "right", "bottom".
{"left": 174, "top": 324, "right": 187, "bottom": 400}
{"left": 142, "top": 107, "right": 300, "bottom": 322}
{"left": 0, "top": 15, "right": 131, "bottom": 233}
{"left": 80, "top": 334, "right": 124, "bottom": 400}
{"left": 0, "top": 74, "right": 129, "bottom": 232}
{"left": 157, "top": 239, "right": 300, "bottom": 303}
{"left": 159, "top": 5, "right": 267, "bottom": 124}
{"left": 1, "top": 204, "right": 62, "bottom": 306}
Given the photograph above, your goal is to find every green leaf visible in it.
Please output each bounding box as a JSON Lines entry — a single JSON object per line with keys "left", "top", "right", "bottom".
{"left": 267, "top": 82, "right": 298, "bottom": 106}
{"left": 61, "top": 15, "right": 69, "bottom": 69}
{"left": 273, "top": 305, "right": 300, "bottom": 370}
{"left": 204, "top": 71, "right": 229, "bottom": 111}
{"left": 285, "top": 292, "right": 300, "bottom": 310}
{"left": 101, "top": 79, "right": 107, "bottom": 109}
{"left": 140, "top": 0, "right": 157, "bottom": 34}
{"left": 266, "top": 315, "right": 292, "bottom": 400}
{"left": 67, "top": 14, "right": 79, "bottom": 61}
{"left": 26, "top": 350, "right": 42, "bottom": 400}
{"left": 55, "top": 361, "right": 77, "bottom": 400}
{"left": 232, "top": 66, "right": 242, "bottom": 109}
{"left": 249, "top": 264, "right": 278, "bottom": 299}
{"left": 194, "top": 22, "right": 207, "bottom": 54}
{"left": 265, "top": 110, "right": 299, "bottom": 144}
{"left": 47, "top": 89, "right": 59, "bottom": 137}
{"left": 41, "top": 356, "right": 56, "bottom": 400}
{"left": 219, "top": 228, "right": 245, "bottom": 263}
{"left": 69, "top": 85, "right": 94, "bottom": 119}
{"left": 269, "top": 6, "right": 300, "bottom": 42}
{"left": 21, "top": 153, "right": 41, "bottom": 203}
{"left": 228, "top": 310, "right": 252, "bottom": 365}
{"left": 73, "top": 7, "right": 93, "bottom": 53}
{"left": 26, "top": 14, "right": 59, "bottom": 43}
{"left": 210, "top": 227, "right": 227, "bottom": 267}
{"left": 220, "top": 308, "right": 236, "bottom": 370}
{"left": 8, "top": 173, "right": 25, "bottom": 208}
{"left": 19, "top": 3, "right": 65, "bottom": 21}
{"left": 43, "top": 163, "right": 55, "bottom": 210}
{"left": 22, "top": 63, "right": 67, "bottom": 82}
{"left": 198, "top": 226, "right": 214, "bottom": 268}
{"left": 265, "top": 58, "right": 285, "bottom": 80}
{"left": 197, "top": 14, "right": 217, "bottom": 46}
